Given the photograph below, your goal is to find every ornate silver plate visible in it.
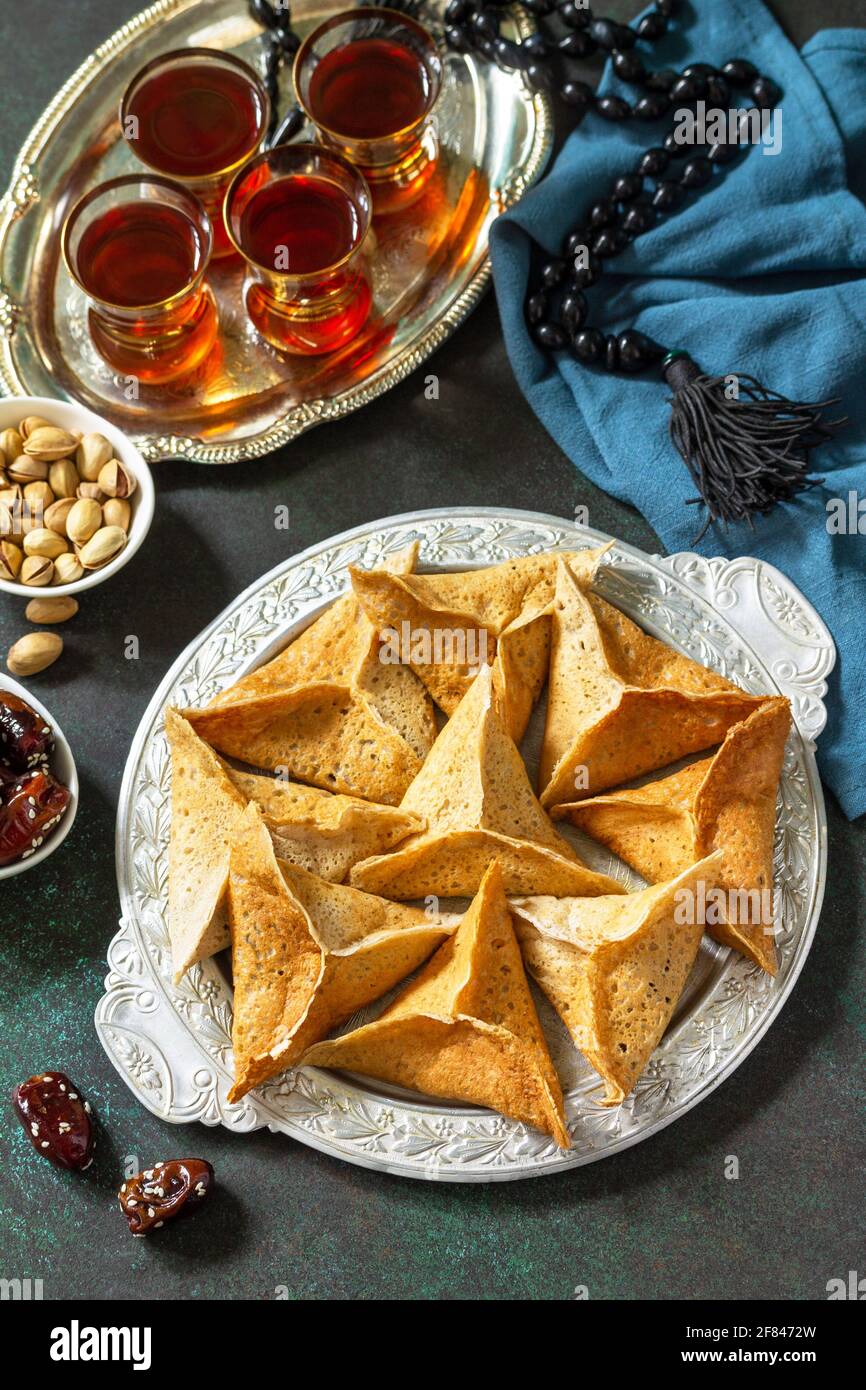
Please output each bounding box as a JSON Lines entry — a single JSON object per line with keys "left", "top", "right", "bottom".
{"left": 96, "top": 509, "right": 833, "bottom": 1180}
{"left": 0, "top": 0, "right": 551, "bottom": 463}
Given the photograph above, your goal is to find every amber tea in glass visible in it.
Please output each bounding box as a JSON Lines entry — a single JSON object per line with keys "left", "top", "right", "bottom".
{"left": 120, "top": 49, "right": 270, "bottom": 257}
{"left": 225, "top": 144, "right": 372, "bottom": 356}
{"left": 295, "top": 10, "right": 442, "bottom": 215}
{"left": 62, "top": 177, "right": 218, "bottom": 383}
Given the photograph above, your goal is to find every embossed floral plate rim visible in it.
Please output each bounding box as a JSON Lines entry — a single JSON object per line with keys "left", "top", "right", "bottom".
{"left": 97, "top": 508, "right": 832, "bottom": 1181}
{"left": 0, "top": 0, "right": 552, "bottom": 464}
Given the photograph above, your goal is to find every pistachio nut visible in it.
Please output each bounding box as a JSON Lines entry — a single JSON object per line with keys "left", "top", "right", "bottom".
{"left": 44, "top": 497, "right": 76, "bottom": 536}
{"left": 0, "top": 427, "right": 23, "bottom": 462}
{"left": 7, "top": 630, "right": 63, "bottom": 676}
{"left": 20, "top": 554, "right": 54, "bottom": 586}
{"left": 78, "top": 524, "right": 126, "bottom": 570}
{"left": 98, "top": 459, "right": 137, "bottom": 499}
{"left": 75, "top": 432, "right": 114, "bottom": 481}
{"left": 22, "top": 426, "right": 79, "bottom": 462}
{"left": 24, "top": 480, "right": 55, "bottom": 513}
{"left": 48, "top": 457, "right": 80, "bottom": 498}
{"left": 0, "top": 485, "right": 23, "bottom": 507}
{"left": 65, "top": 498, "right": 103, "bottom": 546}
{"left": 102, "top": 497, "right": 131, "bottom": 532}
{"left": 0, "top": 540, "right": 23, "bottom": 581}
{"left": 24, "top": 528, "right": 69, "bottom": 561}
{"left": 53, "top": 552, "right": 84, "bottom": 586}
{"left": 76, "top": 482, "right": 106, "bottom": 503}
{"left": 18, "top": 416, "right": 53, "bottom": 440}
{"left": 8, "top": 455, "right": 49, "bottom": 484}
{"left": 25, "top": 595, "right": 79, "bottom": 624}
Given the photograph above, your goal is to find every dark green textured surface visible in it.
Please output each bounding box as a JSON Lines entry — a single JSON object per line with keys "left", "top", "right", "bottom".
{"left": 1, "top": 0, "right": 864, "bottom": 1302}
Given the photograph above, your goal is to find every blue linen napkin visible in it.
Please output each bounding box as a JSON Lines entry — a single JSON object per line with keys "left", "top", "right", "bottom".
{"left": 489, "top": 0, "right": 866, "bottom": 819}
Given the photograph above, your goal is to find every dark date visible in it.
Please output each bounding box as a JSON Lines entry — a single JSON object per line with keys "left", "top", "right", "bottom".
{"left": 13, "top": 1071, "right": 94, "bottom": 1171}
{"left": 0, "top": 768, "right": 70, "bottom": 865}
{"left": 118, "top": 1159, "right": 214, "bottom": 1235}
{"left": 0, "top": 691, "right": 54, "bottom": 773}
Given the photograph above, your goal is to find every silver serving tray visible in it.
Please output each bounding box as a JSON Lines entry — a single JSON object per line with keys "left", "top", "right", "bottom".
{"left": 96, "top": 509, "right": 833, "bottom": 1181}
{"left": 0, "top": 0, "right": 551, "bottom": 463}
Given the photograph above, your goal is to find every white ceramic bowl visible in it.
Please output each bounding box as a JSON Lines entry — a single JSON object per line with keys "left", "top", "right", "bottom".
{"left": 0, "top": 395, "right": 154, "bottom": 597}
{"left": 0, "top": 674, "right": 78, "bottom": 879}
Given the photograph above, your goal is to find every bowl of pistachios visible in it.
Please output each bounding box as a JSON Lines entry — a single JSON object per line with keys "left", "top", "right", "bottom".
{"left": 0, "top": 396, "right": 154, "bottom": 598}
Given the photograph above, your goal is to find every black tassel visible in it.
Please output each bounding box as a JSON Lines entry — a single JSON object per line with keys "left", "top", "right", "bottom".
{"left": 663, "top": 351, "right": 845, "bottom": 543}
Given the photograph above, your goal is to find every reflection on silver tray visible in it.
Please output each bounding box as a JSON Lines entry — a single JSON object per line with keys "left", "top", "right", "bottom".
{"left": 96, "top": 509, "right": 833, "bottom": 1182}
{"left": 0, "top": 0, "right": 552, "bottom": 462}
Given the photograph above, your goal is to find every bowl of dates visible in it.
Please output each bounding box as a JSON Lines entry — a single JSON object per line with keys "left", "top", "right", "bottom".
{"left": 0, "top": 676, "right": 77, "bottom": 878}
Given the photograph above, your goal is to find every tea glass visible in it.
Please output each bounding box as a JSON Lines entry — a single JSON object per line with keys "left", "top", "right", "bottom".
{"left": 120, "top": 47, "right": 270, "bottom": 257}
{"left": 224, "top": 144, "right": 373, "bottom": 357}
{"left": 294, "top": 8, "right": 443, "bottom": 216}
{"left": 62, "top": 176, "right": 218, "bottom": 384}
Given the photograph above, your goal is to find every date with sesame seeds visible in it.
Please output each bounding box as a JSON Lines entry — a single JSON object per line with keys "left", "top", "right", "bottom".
{"left": 0, "top": 691, "right": 54, "bottom": 773}
{"left": 0, "top": 767, "right": 70, "bottom": 865}
{"left": 12, "top": 1072, "right": 94, "bottom": 1171}
{"left": 118, "top": 1159, "right": 214, "bottom": 1235}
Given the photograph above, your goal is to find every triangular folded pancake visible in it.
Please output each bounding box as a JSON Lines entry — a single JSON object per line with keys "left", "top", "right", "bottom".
{"left": 227, "top": 806, "right": 454, "bottom": 1102}
{"left": 539, "top": 559, "right": 769, "bottom": 808}
{"left": 223, "top": 764, "right": 424, "bottom": 882}
{"left": 184, "top": 681, "right": 423, "bottom": 806}
{"left": 350, "top": 545, "right": 609, "bottom": 741}
{"left": 489, "top": 605, "right": 551, "bottom": 748}
{"left": 557, "top": 699, "right": 791, "bottom": 974}
{"left": 302, "top": 861, "right": 570, "bottom": 1148}
{"left": 350, "top": 664, "right": 624, "bottom": 899}
{"left": 206, "top": 542, "right": 436, "bottom": 761}
{"left": 511, "top": 852, "right": 724, "bottom": 1106}
{"left": 165, "top": 707, "right": 248, "bottom": 980}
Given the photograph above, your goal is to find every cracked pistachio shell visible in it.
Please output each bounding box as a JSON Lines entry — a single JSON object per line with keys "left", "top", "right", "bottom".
{"left": 22, "top": 426, "right": 79, "bottom": 462}
{"left": 8, "top": 455, "right": 48, "bottom": 484}
{"left": 0, "top": 540, "right": 23, "bottom": 581}
{"left": 97, "top": 459, "right": 137, "bottom": 499}
{"left": 20, "top": 554, "right": 54, "bottom": 586}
